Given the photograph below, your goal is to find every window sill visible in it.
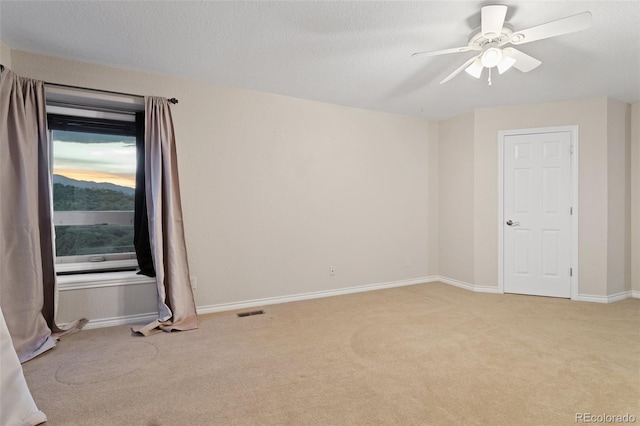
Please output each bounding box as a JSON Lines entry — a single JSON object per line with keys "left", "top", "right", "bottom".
{"left": 57, "top": 270, "right": 156, "bottom": 292}
{"left": 55, "top": 258, "right": 138, "bottom": 274}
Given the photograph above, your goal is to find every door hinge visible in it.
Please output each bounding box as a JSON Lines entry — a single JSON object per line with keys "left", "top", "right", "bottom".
{"left": 570, "top": 145, "right": 574, "bottom": 154}
{"left": 570, "top": 207, "right": 573, "bottom": 215}
{"left": 570, "top": 268, "right": 573, "bottom": 277}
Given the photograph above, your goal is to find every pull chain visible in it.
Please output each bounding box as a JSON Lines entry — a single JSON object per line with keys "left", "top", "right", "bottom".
{"left": 488, "top": 67, "right": 492, "bottom": 86}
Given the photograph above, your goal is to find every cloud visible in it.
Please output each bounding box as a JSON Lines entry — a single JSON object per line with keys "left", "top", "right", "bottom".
{"left": 53, "top": 130, "right": 136, "bottom": 144}
{"left": 53, "top": 140, "right": 136, "bottom": 188}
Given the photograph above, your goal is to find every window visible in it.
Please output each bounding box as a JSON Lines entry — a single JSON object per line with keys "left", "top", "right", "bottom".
{"left": 47, "top": 105, "right": 143, "bottom": 274}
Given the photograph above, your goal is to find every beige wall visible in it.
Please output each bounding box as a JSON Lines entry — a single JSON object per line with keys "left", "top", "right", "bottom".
{"left": 473, "top": 99, "right": 610, "bottom": 296}
{"left": 427, "top": 124, "right": 440, "bottom": 276}
{"left": 4, "top": 48, "right": 636, "bottom": 324}
{"left": 606, "top": 99, "right": 632, "bottom": 294}
{"left": 438, "top": 97, "right": 633, "bottom": 298}
{"left": 438, "top": 112, "right": 475, "bottom": 283}
{"left": 0, "top": 40, "right": 11, "bottom": 68}
{"left": 632, "top": 103, "right": 640, "bottom": 293}
{"left": 9, "top": 50, "right": 437, "bottom": 321}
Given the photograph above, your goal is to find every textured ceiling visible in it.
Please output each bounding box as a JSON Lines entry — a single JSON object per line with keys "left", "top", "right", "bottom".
{"left": 1, "top": 1, "right": 639, "bottom": 120}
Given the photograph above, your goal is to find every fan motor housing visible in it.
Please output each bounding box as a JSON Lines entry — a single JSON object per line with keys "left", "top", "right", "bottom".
{"left": 468, "top": 24, "right": 514, "bottom": 50}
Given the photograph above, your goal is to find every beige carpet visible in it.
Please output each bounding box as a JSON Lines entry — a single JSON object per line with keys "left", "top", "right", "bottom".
{"left": 23, "top": 282, "right": 639, "bottom": 425}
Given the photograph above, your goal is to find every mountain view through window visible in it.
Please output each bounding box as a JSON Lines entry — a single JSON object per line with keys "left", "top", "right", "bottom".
{"left": 52, "top": 129, "right": 137, "bottom": 258}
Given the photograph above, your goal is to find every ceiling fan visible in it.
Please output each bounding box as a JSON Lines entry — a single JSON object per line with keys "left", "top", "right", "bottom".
{"left": 413, "top": 5, "right": 592, "bottom": 84}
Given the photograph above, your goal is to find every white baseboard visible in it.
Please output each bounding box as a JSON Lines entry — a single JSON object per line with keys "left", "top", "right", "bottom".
{"left": 606, "top": 291, "right": 634, "bottom": 303}
{"left": 436, "top": 276, "right": 499, "bottom": 294}
{"left": 196, "top": 276, "right": 438, "bottom": 315}
{"left": 63, "top": 277, "right": 636, "bottom": 330}
{"left": 572, "top": 294, "right": 606, "bottom": 303}
{"left": 574, "top": 291, "right": 638, "bottom": 303}
{"left": 437, "top": 276, "right": 638, "bottom": 303}
{"left": 61, "top": 276, "right": 437, "bottom": 330}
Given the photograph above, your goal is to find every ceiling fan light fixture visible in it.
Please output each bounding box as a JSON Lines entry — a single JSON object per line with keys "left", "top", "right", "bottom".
{"left": 497, "top": 56, "right": 517, "bottom": 74}
{"left": 412, "top": 5, "right": 592, "bottom": 84}
{"left": 481, "top": 47, "right": 503, "bottom": 68}
{"left": 465, "top": 58, "right": 484, "bottom": 78}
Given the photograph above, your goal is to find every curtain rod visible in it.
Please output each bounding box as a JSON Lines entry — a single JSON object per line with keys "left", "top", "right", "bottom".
{"left": 44, "top": 81, "right": 178, "bottom": 104}
{"left": 3, "top": 65, "right": 179, "bottom": 105}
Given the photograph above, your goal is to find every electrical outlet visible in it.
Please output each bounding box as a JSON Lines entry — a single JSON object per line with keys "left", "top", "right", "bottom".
{"left": 330, "top": 266, "right": 335, "bottom": 276}
{"left": 405, "top": 256, "right": 412, "bottom": 267}
{"left": 190, "top": 276, "right": 198, "bottom": 289}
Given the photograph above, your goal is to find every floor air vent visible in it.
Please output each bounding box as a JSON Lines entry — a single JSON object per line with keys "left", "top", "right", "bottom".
{"left": 236, "top": 310, "right": 265, "bottom": 318}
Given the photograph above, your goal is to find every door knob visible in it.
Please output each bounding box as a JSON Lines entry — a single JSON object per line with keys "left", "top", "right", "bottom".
{"left": 506, "top": 220, "right": 520, "bottom": 226}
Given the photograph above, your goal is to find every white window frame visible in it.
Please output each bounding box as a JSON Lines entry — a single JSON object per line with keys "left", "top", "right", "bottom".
{"left": 53, "top": 210, "right": 137, "bottom": 273}
{"left": 46, "top": 93, "right": 143, "bottom": 275}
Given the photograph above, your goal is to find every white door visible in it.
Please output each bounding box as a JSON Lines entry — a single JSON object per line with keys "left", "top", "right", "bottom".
{"left": 503, "top": 131, "right": 572, "bottom": 298}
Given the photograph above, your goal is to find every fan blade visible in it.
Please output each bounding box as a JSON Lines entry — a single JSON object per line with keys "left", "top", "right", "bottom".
{"left": 482, "top": 5, "right": 508, "bottom": 38}
{"left": 510, "top": 11, "right": 592, "bottom": 45}
{"left": 502, "top": 48, "right": 541, "bottom": 72}
{"left": 440, "top": 55, "right": 481, "bottom": 84}
{"left": 412, "top": 46, "right": 473, "bottom": 57}
{"left": 465, "top": 58, "right": 484, "bottom": 78}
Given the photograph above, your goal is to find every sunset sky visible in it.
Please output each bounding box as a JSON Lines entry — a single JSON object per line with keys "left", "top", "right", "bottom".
{"left": 53, "top": 134, "right": 137, "bottom": 188}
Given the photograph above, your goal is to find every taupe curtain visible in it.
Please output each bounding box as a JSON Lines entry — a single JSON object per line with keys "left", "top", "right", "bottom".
{"left": 0, "top": 67, "right": 63, "bottom": 362}
{"left": 0, "top": 305, "right": 47, "bottom": 425}
{"left": 133, "top": 97, "right": 198, "bottom": 336}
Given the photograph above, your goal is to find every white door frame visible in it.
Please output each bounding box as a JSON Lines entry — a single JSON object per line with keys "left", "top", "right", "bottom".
{"left": 497, "top": 126, "right": 579, "bottom": 299}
